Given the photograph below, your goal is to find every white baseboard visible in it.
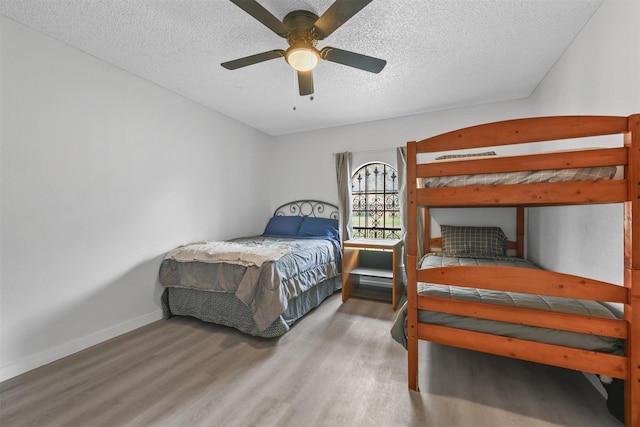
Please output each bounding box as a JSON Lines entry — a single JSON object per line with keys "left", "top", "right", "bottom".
{"left": 0, "top": 309, "right": 163, "bottom": 383}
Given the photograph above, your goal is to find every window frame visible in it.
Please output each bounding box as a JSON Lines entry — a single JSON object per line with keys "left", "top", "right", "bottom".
{"left": 350, "top": 162, "right": 400, "bottom": 240}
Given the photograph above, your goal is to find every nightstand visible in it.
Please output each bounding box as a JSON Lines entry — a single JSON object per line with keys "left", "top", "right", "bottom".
{"left": 342, "top": 238, "right": 403, "bottom": 310}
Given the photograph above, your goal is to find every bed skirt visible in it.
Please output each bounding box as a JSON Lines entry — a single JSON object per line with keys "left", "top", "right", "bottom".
{"left": 162, "top": 275, "right": 341, "bottom": 338}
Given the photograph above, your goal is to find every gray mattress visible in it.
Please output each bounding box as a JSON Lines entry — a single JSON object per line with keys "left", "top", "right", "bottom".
{"left": 391, "top": 253, "right": 624, "bottom": 354}
{"left": 423, "top": 165, "right": 616, "bottom": 188}
{"left": 160, "top": 236, "right": 341, "bottom": 334}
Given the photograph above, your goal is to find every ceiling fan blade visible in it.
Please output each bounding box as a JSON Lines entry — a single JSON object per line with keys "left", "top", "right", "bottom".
{"left": 229, "top": 0, "right": 288, "bottom": 37}
{"left": 221, "top": 50, "right": 285, "bottom": 70}
{"left": 321, "top": 47, "right": 386, "bottom": 73}
{"left": 313, "top": 0, "right": 373, "bottom": 38}
{"left": 297, "top": 71, "right": 314, "bottom": 96}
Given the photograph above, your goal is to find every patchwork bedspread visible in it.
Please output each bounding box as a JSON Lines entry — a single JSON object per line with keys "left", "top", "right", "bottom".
{"left": 160, "top": 236, "right": 340, "bottom": 331}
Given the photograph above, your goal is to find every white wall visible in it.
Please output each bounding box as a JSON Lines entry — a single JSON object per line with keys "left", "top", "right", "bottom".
{"left": 0, "top": 17, "right": 273, "bottom": 381}
{"left": 271, "top": 99, "right": 533, "bottom": 241}
{"left": 525, "top": 0, "right": 640, "bottom": 284}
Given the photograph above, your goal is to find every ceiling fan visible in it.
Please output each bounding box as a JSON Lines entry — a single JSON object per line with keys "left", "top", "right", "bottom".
{"left": 221, "top": 0, "right": 387, "bottom": 96}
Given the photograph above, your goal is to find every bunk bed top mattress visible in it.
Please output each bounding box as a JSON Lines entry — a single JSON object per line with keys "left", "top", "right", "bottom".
{"left": 423, "top": 166, "right": 617, "bottom": 188}
{"left": 391, "top": 254, "right": 624, "bottom": 354}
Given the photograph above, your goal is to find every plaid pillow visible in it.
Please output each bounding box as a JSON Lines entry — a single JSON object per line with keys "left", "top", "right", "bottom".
{"left": 441, "top": 225, "right": 507, "bottom": 257}
{"left": 435, "top": 151, "right": 496, "bottom": 160}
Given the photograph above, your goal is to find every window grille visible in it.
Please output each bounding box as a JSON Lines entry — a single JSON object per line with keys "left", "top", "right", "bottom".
{"left": 351, "top": 162, "right": 400, "bottom": 239}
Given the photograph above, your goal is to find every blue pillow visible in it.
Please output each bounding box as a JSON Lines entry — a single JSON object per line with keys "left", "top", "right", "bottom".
{"left": 263, "top": 216, "right": 304, "bottom": 236}
{"left": 298, "top": 217, "right": 339, "bottom": 239}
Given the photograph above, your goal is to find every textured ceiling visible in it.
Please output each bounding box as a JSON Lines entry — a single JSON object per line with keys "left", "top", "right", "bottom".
{"left": 1, "top": 0, "right": 603, "bottom": 136}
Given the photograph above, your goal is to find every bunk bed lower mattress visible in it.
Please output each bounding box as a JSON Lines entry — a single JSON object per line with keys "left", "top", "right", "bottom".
{"left": 391, "top": 253, "right": 624, "bottom": 355}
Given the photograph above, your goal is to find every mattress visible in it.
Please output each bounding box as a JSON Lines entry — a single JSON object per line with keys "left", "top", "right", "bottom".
{"left": 423, "top": 166, "right": 617, "bottom": 188}
{"left": 391, "top": 253, "right": 624, "bottom": 355}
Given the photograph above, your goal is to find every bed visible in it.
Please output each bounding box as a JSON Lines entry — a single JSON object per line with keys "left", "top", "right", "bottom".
{"left": 159, "top": 200, "right": 342, "bottom": 337}
{"left": 392, "top": 115, "right": 639, "bottom": 426}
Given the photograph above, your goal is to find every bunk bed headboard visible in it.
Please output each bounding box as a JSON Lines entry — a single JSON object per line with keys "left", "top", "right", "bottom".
{"left": 408, "top": 115, "right": 639, "bottom": 256}
{"left": 413, "top": 115, "right": 631, "bottom": 153}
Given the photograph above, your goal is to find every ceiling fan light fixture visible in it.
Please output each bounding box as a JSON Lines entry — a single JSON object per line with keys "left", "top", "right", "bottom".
{"left": 285, "top": 45, "right": 320, "bottom": 72}
{"left": 222, "top": 1, "right": 386, "bottom": 95}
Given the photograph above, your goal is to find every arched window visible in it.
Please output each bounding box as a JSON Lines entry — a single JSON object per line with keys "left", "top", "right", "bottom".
{"left": 351, "top": 162, "right": 400, "bottom": 239}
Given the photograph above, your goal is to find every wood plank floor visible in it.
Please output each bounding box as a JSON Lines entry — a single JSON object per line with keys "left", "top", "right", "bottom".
{"left": 0, "top": 294, "right": 622, "bottom": 427}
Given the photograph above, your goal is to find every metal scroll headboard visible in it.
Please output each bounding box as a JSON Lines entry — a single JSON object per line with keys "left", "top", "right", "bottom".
{"left": 273, "top": 200, "right": 339, "bottom": 220}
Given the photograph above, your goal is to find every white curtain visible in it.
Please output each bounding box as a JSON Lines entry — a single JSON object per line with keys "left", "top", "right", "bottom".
{"left": 334, "top": 152, "right": 353, "bottom": 242}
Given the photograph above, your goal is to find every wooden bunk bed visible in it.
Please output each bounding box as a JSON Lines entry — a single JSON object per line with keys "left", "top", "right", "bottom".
{"left": 403, "top": 115, "right": 639, "bottom": 426}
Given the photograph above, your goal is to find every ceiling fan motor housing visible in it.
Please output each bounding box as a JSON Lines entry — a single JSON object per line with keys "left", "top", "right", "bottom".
{"left": 284, "top": 10, "right": 321, "bottom": 47}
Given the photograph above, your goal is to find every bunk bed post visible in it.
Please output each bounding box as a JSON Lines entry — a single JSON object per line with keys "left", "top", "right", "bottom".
{"left": 516, "top": 207, "right": 525, "bottom": 258}
{"left": 422, "top": 207, "right": 430, "bottom": 256}
{"left": 624, "top": 114, "right": 640, "bottom": 426}
{"left": 406, "top": 141, "right": 419, "bottom": 391}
